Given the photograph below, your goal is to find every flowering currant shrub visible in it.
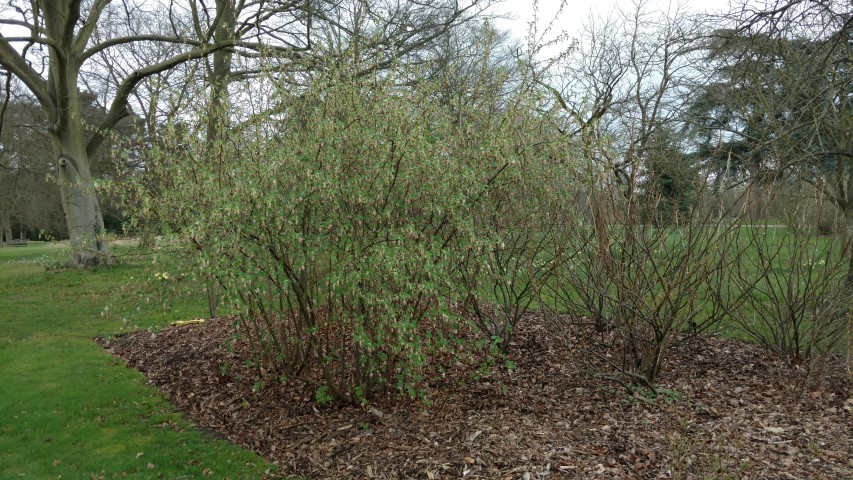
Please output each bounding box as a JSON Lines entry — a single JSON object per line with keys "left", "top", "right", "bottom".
{"left": 140, "top": 62, "right": 564, "bottom": 403}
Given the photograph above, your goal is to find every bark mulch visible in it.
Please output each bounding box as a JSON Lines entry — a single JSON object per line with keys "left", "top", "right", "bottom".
{"left": 96, "top": 314, "right": 853, "bottom": 479}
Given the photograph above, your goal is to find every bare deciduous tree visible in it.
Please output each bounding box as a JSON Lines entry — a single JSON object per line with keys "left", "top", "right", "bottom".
{"left": 0, "top": 0, "right": 494, "bottom": 267}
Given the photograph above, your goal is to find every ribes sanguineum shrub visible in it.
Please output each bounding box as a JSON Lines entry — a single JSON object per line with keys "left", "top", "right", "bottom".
{"left": 140, "top": 62, "right": 565, "bottom": 403}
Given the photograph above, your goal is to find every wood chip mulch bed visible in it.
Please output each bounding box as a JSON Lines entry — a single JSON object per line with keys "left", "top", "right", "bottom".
{"left": 96, "top": 314, "right": 853, "bottom": 479}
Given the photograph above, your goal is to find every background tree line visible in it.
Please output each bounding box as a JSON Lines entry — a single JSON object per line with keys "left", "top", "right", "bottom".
{"left": 1, "top": 0, "right": 849, "bottom": 252}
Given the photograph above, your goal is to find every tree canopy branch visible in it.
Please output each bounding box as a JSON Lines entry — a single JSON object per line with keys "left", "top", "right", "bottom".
{"left": 0, "top": 37, "right": 52, "bottom": 111}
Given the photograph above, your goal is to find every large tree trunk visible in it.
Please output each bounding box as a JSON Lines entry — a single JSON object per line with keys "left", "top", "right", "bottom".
{"left": 53, "top": 129, "right": 110, "bottom": 267}
{"left": 0, "top": 210, "right": 11, "bottom": 246}
{"left": 41, "top": 1, "right": 110, "bottom": 267}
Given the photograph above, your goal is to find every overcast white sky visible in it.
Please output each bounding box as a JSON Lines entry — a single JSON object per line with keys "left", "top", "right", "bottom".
{"left": 494, "top": 0, "right": 737, "bottom": 45}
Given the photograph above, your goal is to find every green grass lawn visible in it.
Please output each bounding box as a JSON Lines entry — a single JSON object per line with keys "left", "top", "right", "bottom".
{"left": 0, "top": 242, "right": 279, "bottom": 479}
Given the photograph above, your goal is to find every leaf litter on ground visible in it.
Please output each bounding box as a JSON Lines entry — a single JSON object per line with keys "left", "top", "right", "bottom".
{"left": 97, "top": 312, "right": 853, "bottom": 479}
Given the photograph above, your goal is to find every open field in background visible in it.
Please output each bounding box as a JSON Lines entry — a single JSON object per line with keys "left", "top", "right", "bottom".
{"left": 0, "top": 242, "right": 278, "bottom": 479}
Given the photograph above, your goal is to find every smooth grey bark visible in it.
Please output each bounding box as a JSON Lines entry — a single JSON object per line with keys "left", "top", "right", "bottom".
{"left": 50, "top": 60, "right": 109, "bottom": 265}
{"left": 49, "top": 72, "right": 110, "bottom": 267}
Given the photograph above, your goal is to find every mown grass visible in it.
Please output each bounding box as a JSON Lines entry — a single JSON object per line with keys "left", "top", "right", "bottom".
{"left": 0, "top": 242, "right": 279, "bottom": 479}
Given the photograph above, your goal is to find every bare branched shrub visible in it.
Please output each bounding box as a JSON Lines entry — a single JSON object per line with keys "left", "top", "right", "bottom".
{"left": 456, "top": 165, "right": 569, "bottom": 355}
{"left": 724, "top": 192, "right": 850, "bottom": 375}
{"left": 547, "top": 178, "right": 748, "bottom": 393}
